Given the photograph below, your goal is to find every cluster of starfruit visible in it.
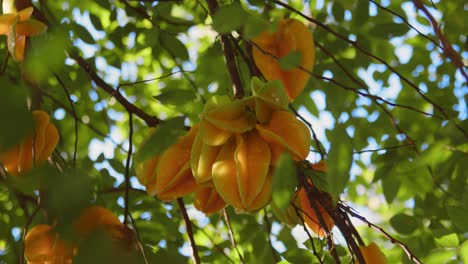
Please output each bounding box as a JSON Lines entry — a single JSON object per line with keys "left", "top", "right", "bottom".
{"left": 0, "top": 110, "right": 59, "bottom": 176}
{"left": 135, "top": 77, "right": 311, "bottom": 214}
{"left": 24, "top": 206, "right": 136, "bottom": 264}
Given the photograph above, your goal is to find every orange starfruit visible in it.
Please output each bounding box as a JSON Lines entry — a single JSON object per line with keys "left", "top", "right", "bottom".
{"left": 24, "top": 224, "right": 74, "bottom": 264}
{"left": 0, "top": 6, "right": 47, "bottom": 61}
{"left": 135, "top": 126, "right": 198, "bottom": 201}
{"left": 358, "top": 242, "right": 387, "bottom": 264}
{"left": 256, "top": 110, "right": 310, "bottom": 165}
{"left": 297, "top": 187, "right": 334, "bottom": 238}
{"left": 252, "top": 18, "right": 314, "bottom": 101}
{"left": 0, "top": 110, "right": 59, "bottom": 176}
{"left": 212, "top": 131, "right": 272, "bottom": 212}
{"left": 194, "top": 184, "right": 227, "bottom": 215}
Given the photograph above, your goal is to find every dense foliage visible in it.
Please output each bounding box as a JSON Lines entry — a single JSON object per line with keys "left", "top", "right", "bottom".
{"left": 0, "top": 0, "right": 466, "bottom": 263}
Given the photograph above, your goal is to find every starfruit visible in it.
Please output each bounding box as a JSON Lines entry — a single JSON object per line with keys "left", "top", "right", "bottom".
{"left": 135, "top": 126, "right": 198, "bottom": 201}
{"left": 251, "top": 77, "right": 289, "bottom": 124}
{"left": 190, "top": 132, "right": 221, "bottom": 184}
{"left": 256, "top": 110, "right": 310, "bottom": 165}
{"left": 73, "top": 206, "right": 137, "bottom": 259}
{"left": 252, "top": 18, "right": 315, "bottom": 101}
{"left": 358, "top": 242, "right": 387, "bottom": 264}
{"left": 297, "top": 187, "right": 334, "bottom": 238}
{"left": 194, "top": 184, "right": 227, "bottom": 215}
{"left": 24, "top": 224, "right": 74, "bottom": 264}
{"left": 199, "top": 96, "right": 256, "bottom": 146}
{"left": 0, "top": 6, "right": 48, "bottom": 62}
{"left": 0, "top": 110, "right": 59, "bottom": 176}
{"left": 74, "top": 206, "right": 124, "bottom": 239}
{"left": 212, "top": 131, "right": 272, "bottom": 212}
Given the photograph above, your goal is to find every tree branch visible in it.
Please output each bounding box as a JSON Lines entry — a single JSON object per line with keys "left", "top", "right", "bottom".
{"left": 123, "top": 113, "right": 133, "bottom": 225}
{"left": 69, "top": 53, "right": 161, "bottom": 127}
{"left": 177, "top": 198, "right": 201, "bottom": 264}
{"left": 222, "top": 209, "right": 245, "bottom": 263}
{"left": 205, "top": 0, "right": 245, "bottom": 99}
{"left": 412, "top": 0, "right": 468, "bottom": 83}
{"left": 342, "top": 204, "right": 423, "bottom": 264}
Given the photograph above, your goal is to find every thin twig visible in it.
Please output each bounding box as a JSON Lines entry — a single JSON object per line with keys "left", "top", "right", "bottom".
{"left": 177, "top": 198, "right": 201, "bottom": 264}
{"left": 191, "top": 222, "right": 235, "bottom": 263}
{"left": 263, "top": 209, "right": 279, "bottom": 262}
{"left": 293, "top": 204, "right": 325, "bottom": 264}
{"left": 412, "top": 0, "right": 468, "bottom": 83}
{"left": 205, "top": 0, "right": 245, "bottom": 99}
{"left": 69, "top": 53, "right": 161, "bottom": 127}
{"left": 41, "top": 91, "right": 126, "bottom": 152}
{"left": 222, "top": 209, "right": 245, "bottom": 263}
{"left": 54, "top": 73, "right": 78, "bottom": 165}
{"left": 117, "top": 70, "right": 195, "bottom": 89}
{"left": 353, "top": 143, "right": 415, "bottom": 154}
{"left": 289, "top": 104, "right": 326, "bottom": 158}
{"left": 0, "top": 52, "right": 9, "bottom": 74}
{"left": 297, "top": 174, "right": 341, "bottom": 263}
{"left": 343, "top": 204, "right": 423, "bottom": 264}
{"left": 123, "top": 113, "right": 133, "bottom": 225}
{"left": 270, "top": 0, "right": 454, "bottom": 122}
{"left": 20, "top": 205, "right": 40, "bottom": 264}
{"left": 127, "top": 212, "right": 149, "bottom": 264}
{"left": 314, "top": 41, "right": 442, "bottom": 119}
{"left": 368, "top": 0, "right": 442, "bottom": 50}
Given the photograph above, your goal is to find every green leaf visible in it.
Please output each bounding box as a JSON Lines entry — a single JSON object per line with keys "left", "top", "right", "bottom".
{"left": 303, "top": 168, "right": 328, "bottom": 193}
{"left": 160, "top": 32, "right": 189, "bottom": 61}
{"left": 353, "top": 0, "right": 369, "bottom": 26}
{"left": 382, "top": 172, "right": 401, "bottom": 204}
{"left": 89, "top": 13, "right": 104, "bottom": 31}
{"left": 0, "top": 80, "right": 34, "bottom": 151}
{"left": 368, "top": 23, "right": 409, "bottom": 38}
{"left": 134, "top": 117, "right": 186, "bottom": 163}
{"left": 331, "top": 2, "right": 344, "bottom": 22}
{"left": 390, "top": 213, "right": 420, "bottom": 235}
{"left": 460, "top": 240, "right": 468, "bottom": 264}
{"left": 447, "top": 205, "right": 468, "bottom": 231}
{"left": 327, "top": 125, "right": 353, "bottom": 199}
{"left": 435, "top": 233, "right": 459, "bottom": 248}
{"left": 72, "top": 23, "right": 94, "bottom": 44}
{"left": 212, "top": 4, "right": 248, "bottom": 34}
{"left": 278, "top": 51, "right": 302, "bottom": 70}
{"left": 282, "top": 248, "right": 317, "bottom": 263}
{"left": 272, "top": 152, "right": 297, "bottom": 211}
{"left": 244, "top": 13, "right": 267, "bottom": 39}
{"left": 154, "top": 89, "right": 197, "bottom": 106}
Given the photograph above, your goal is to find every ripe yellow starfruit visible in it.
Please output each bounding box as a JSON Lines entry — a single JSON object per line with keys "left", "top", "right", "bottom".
{"left": 194, "top": 184, "right": 227, "bottom": 215}
{"left": 0, "top": 6, "right": 48, "bottom": 62}
{"left": 252, "top": 18, "right": 315, "bottom": 101}
{"left": 358, "top": 242, "right": 387, "bottom": 264}
{"left": 256, "top": 110, "right": 310, "bottom": 165}
{"left": 190, "top": 132, "right": 221, "bottom": 184}
{"left": 212, "top": 131, "right": 272, "bottom": 213}
{"left": 0, "top": 110, "right": 59, "bottom": 176}
{"left": 74, "top": 206, "right": 124, "bottom": 240}
{"left": 135, "top": 126, "right": 198, "bottom": 202}
{"left": 199, "top": 96, "right": 256, "bottom": 146}
{"left": 24, "top": 224, "right": 74, "bottom": 264}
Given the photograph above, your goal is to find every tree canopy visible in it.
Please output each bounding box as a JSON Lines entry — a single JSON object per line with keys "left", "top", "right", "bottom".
{"left": 0, "top": 0, "right": 467, "bottom": 263}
